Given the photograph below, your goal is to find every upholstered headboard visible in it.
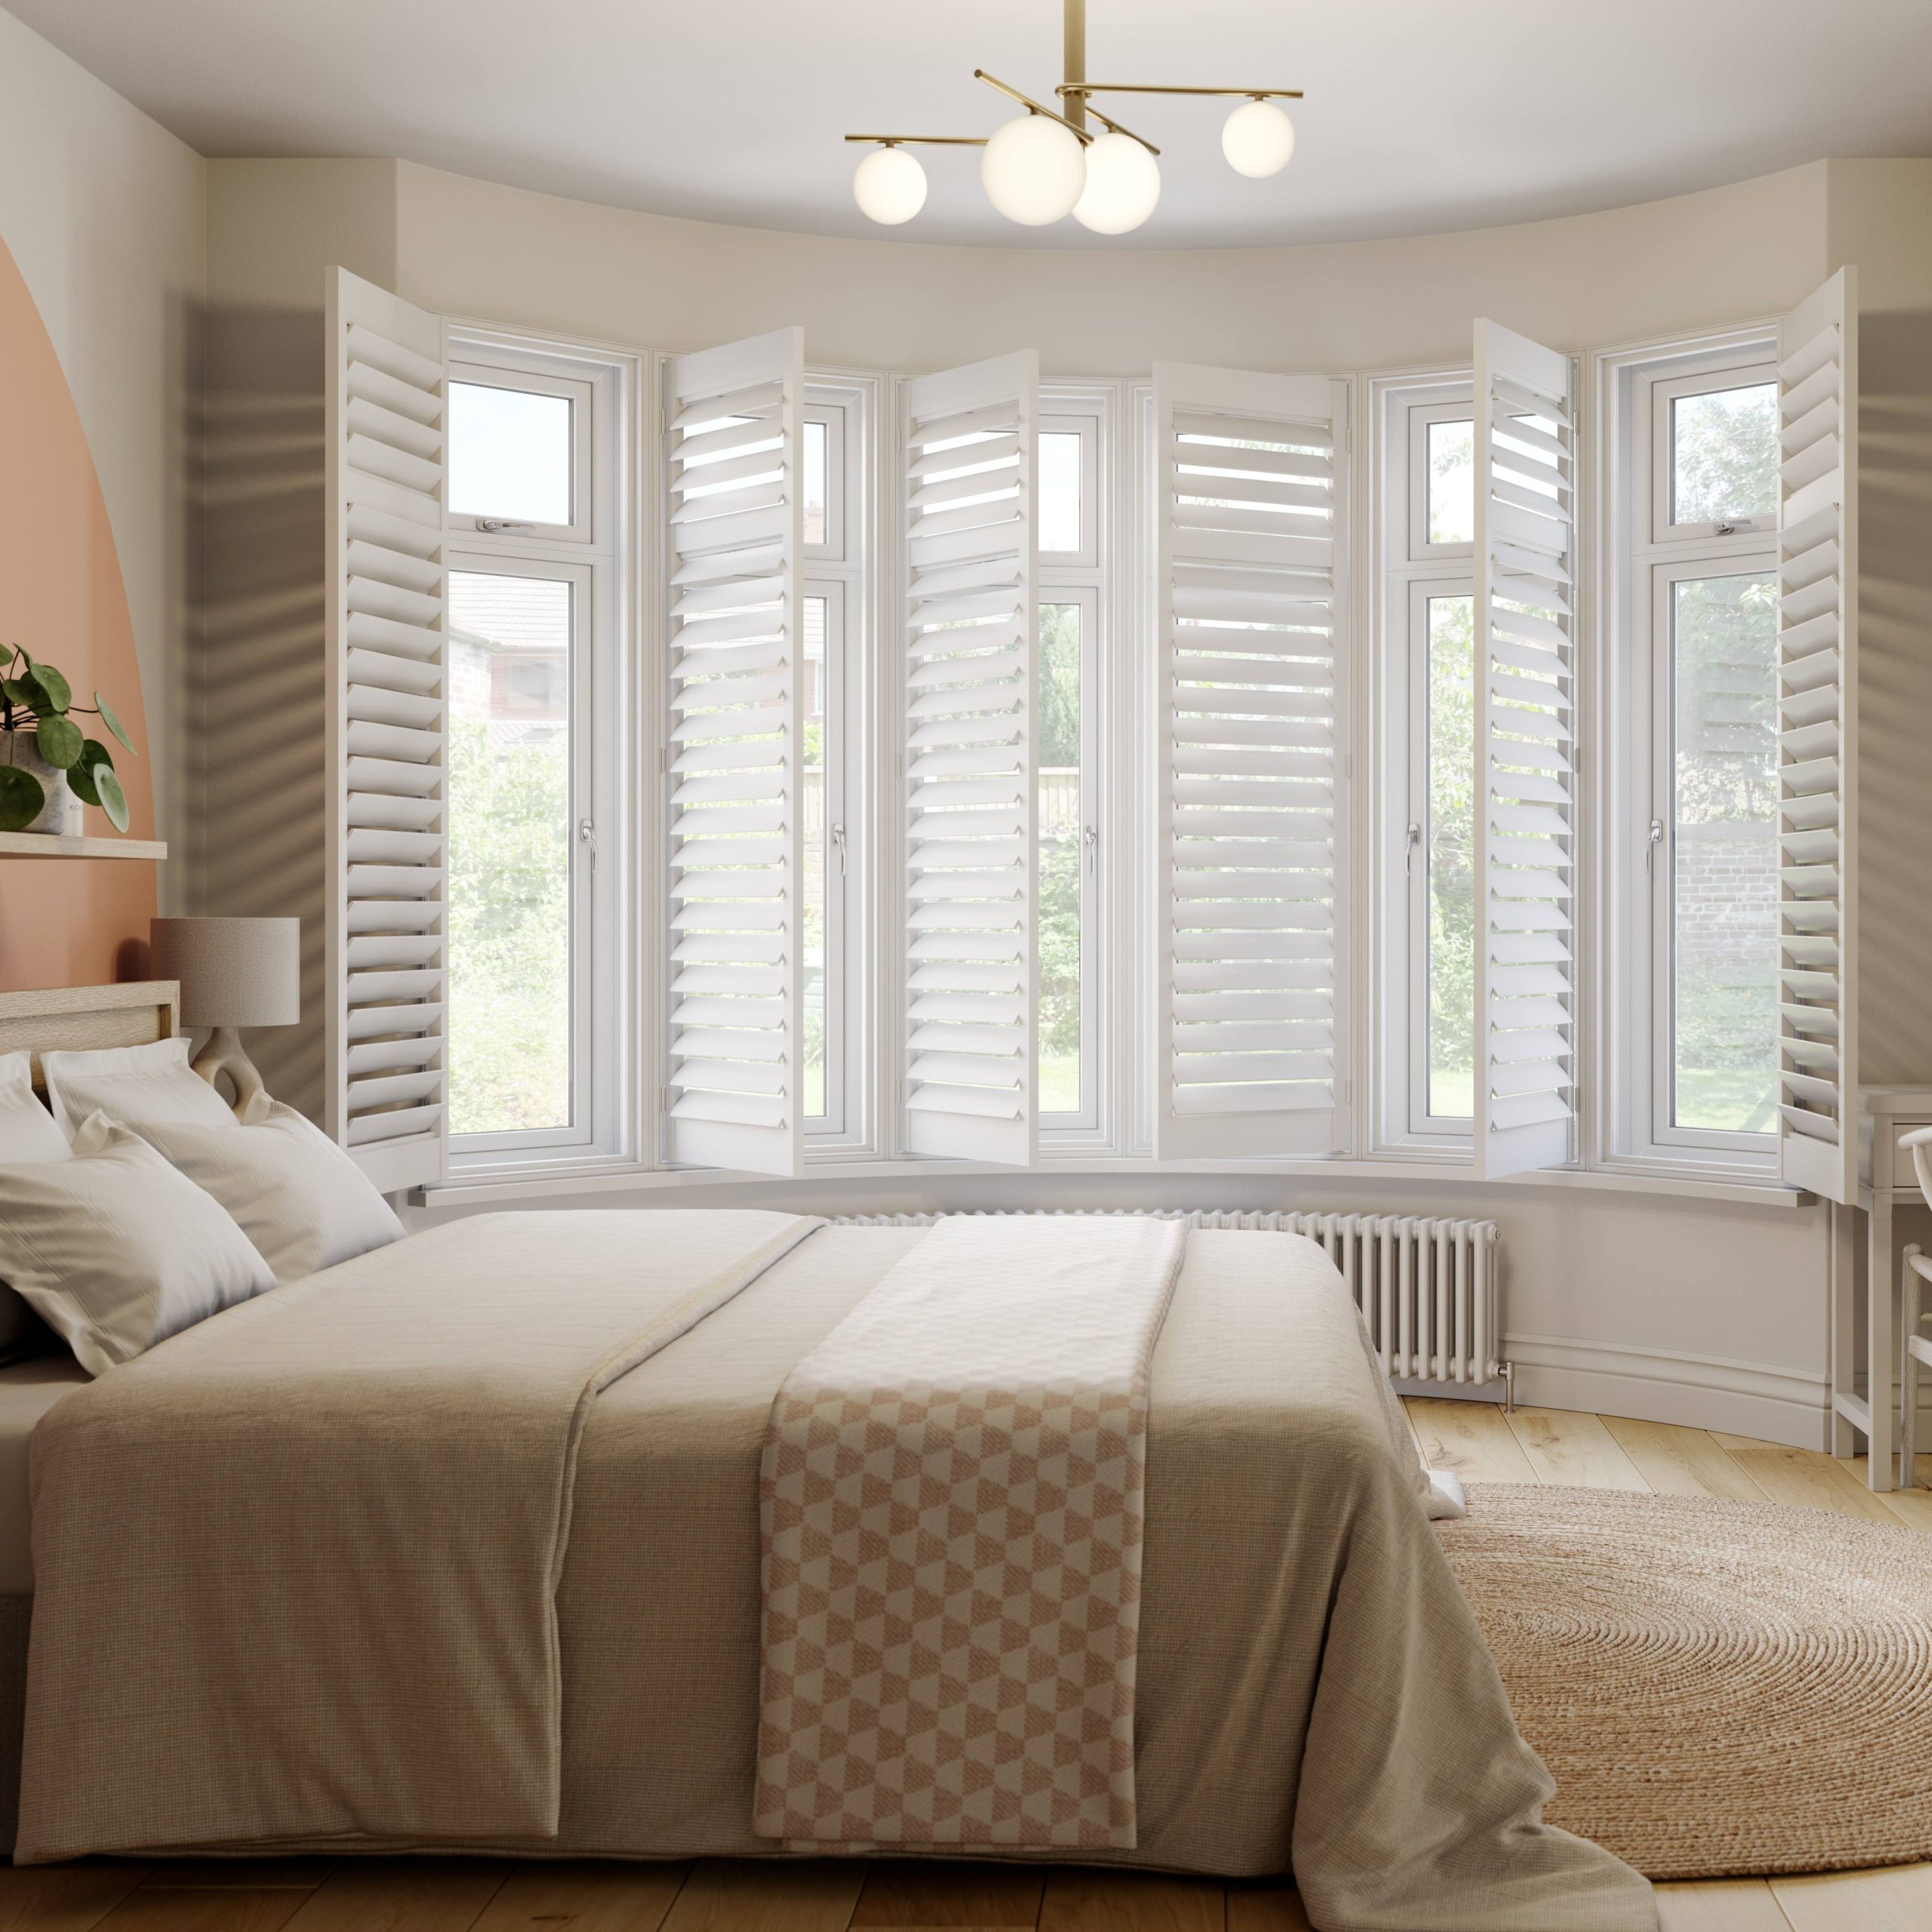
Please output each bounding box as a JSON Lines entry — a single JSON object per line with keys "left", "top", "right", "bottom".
{"left": 0, "top": 983, "right": 180, "bottom": 1096}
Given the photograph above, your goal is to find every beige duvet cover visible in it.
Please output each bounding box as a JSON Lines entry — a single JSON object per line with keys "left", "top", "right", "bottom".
{"left": 17, "top": 1213, "right": 1654, "bottom": 1932}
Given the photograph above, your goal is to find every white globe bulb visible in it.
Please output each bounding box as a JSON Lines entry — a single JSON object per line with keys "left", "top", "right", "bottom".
{"left": 980, "top": 113, "right": 1087, "bottom": 226}
{"left": 1221, "top": 99, "right": 1296, "bottom": 178}
{"left": 1072, "top": 131, "right": 1161, "bottom": 235}
{"left": 853, "top": 146, "right": 927, "bottom": 225}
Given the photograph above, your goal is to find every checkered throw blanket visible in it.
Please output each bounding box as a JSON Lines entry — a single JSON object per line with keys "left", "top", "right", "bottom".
{"left": 753, "top": 1214, "right": 1188, "bottom": 1850}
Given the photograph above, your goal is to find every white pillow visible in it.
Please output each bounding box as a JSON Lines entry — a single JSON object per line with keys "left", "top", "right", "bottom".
{"left": 0, "top": 1112, "right": 275, "bottom": 1376}
{"left": 0, "top": 1051, "right": 69, "bottom": 1164}
{"left": 135, "top": 1099, "right": 404, "bottom": 1284}
{"left": 42, "top": 1035, "right": 237, "bottom": 1140}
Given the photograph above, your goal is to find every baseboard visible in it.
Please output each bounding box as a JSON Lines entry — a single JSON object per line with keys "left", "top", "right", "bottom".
{"left": 1495, "top": 1332, "right": 1831, "bottom": 1450}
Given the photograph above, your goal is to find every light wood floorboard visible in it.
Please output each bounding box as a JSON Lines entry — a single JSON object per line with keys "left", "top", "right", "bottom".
{"left": 1654, "top": 1878, "right": 1793, "bottom": 1930}
{"left": 469, "top": 1860, "right": 690, "bottom": 1931}
{"left": 2, "top": 1408, "right": 1926, "bottom": 1931}
{"left": 1506, "top": 1406, "right": 1651, "bottom": 1490}
{"left": 1600, "top": 1417, "right": 1766, "bottom": 1502}
{"left": 1770, "top": 1860, "right": 1932, "bottom": 1931}
{"left": 1406, "top": 1394, "right": 1538, "bottom": 1482}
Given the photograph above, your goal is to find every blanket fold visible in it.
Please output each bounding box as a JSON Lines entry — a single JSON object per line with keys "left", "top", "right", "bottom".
{"left": 754, "top": 1214, "right": 1186, "bottom": 1850}
{"left": 15, "top": 1208, "right": 820, "bottom": 1864}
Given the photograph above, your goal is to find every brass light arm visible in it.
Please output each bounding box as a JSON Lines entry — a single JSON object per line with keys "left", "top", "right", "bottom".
{"left": 1057, "top": 84, "right": 1304, "bottom": 100}
{"left": 844, "top": 134, "right": 990, "bottom": 146}
{"left": 1083, "top": 104, "right": 1159, "bottom": 155}
{"left": 973, "top": 69, "right": 1097, "bottom": 143}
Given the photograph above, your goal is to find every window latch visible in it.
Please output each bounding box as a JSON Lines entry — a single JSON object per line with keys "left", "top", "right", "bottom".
{"left": 830, "top": 823, "right": 848, "bottom": 878}
{"left": 1404, "top": 822, "right": 1421, "bottom": 878}
{"left": 1083, "top": 824, "right": 1098, "bottom": 874}
{"left": 475, "top": 517, "right": 537, "bottom": 533}
{"left": 1645, "top": 817, "right": 1664, "bottom": 879}
{"left": 579, "top": 818, "right": 597, "bottom": 869}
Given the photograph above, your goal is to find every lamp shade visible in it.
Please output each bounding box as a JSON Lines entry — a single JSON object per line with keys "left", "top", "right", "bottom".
{"left": 150, "top": 917, "right": 300, "bottom": 1029}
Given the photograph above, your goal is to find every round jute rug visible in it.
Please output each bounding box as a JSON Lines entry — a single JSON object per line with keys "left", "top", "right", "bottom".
{"left": 1436, "top": 1481, "right": 1932, "bottom": 1880}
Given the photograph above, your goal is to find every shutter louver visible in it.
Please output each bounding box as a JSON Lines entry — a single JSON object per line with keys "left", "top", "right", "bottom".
{"left": 664, "top": 328, "right": 806, "bottom": 1176}
{"left": 1472, "top": 321, "right": 1577, "bottom": 1178}
{"left": 1775, "top": 269, "right": 1858, "bottom": 1204}
{"left": 1152, "top": 363, "right": 1347, "bottom": 1159}
{"left": 901, "top": 352, "right": 1038, "bottom": 1164}
{"left": 325, "top": 269, "right": 450, "bottom": 1193}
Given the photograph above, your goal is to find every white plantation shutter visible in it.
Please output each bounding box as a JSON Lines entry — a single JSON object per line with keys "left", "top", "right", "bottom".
{"left": 1152, "top": 363, "right": 1347, "bottom": 1160}
{"left": 901, "top": 352, "right": 1038, "bottom": 1164}
{"left": 325, "top": 269, "right": 450, "bottom": 1192}
{"left": 663, "top": 328, "right": 807, "bottom": 1176}
{"left": 1775, "top": 270, "right": 1858, "bottom": 1203}
{"left": 1472, "top": 321, "right": 1578, "bottom": 1179}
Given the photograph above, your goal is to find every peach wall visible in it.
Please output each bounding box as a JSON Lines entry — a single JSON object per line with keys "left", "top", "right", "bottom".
{"left": 0, "top": 233, "right": 155, "bottom": 988}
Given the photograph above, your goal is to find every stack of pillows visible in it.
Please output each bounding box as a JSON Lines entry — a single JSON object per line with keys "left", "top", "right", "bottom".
{"left": 0, "top": 1039, "right": 404, "bottom": 1376}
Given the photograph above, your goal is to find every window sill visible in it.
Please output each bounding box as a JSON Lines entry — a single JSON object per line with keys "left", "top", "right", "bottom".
{"left": 418, "top": 1152, "right": 1814, "bottom": 1211}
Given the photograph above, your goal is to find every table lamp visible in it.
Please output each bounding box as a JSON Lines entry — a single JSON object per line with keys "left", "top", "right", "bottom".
{"left": 149, "top": 916, "right": 300, "bottom": 1109}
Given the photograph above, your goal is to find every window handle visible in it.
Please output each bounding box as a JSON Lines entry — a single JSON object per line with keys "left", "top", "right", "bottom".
{"left": 1404, "top": 822, "right": 1421, "bottom": 879}
{"left": 475, "top": 517, "right": 537, "bottom": 534}
{"left": 1083, "top": 824, "right": 1098, "bottom": 874}
{"left": 1645, "top": 817, "right": 1664, "bottom": 879}
{"left": 579, "top": 818, "right": 597, "bottom": 869}
{"left": 830, "top": 822, "right": 847, "bottom": 878}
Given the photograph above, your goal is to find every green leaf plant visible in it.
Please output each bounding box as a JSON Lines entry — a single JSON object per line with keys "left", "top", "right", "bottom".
{"left": 0, "top": 645, "right": 136, "bottom": 833}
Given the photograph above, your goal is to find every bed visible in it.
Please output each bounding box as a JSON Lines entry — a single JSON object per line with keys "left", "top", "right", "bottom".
{"left": 0, "top": 985, "right": 1655, "bottom": 1931}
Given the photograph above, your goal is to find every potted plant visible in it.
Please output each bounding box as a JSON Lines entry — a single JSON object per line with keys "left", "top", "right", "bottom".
{"left": 0, "top": 647, "right": 134, "bottom": 836}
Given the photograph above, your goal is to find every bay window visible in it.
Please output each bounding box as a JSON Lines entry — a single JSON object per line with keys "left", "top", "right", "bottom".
{"left": 1607, "top": 335, "right": 1782, "bottom": 1174}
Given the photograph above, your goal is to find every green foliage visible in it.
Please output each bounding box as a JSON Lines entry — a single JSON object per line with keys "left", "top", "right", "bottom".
{"left": 1424, "top": 596, "right": 1475, "bottom": 1102}
{"left": 0, "top": 644, "right": 136, "bottom": 832}
{"left": 446, "top": 715, "right": 571, "bottom": 1134}
{"left": 0, "top": 766, "right": 42, "bottom": 834}
{"left": 1671, "top": 384, "right": 1777, "bottom": 526}
{"left": 1038, "top": 831, "right": 1082, "bottom": 1063}
{"left": 1038, "top": 605, "right": 1081, "bottom": 769}
{"left": 33, "top": 714, "right": 82, "bottom": 770}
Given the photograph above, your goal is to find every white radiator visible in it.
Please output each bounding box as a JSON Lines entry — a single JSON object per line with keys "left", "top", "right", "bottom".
{"left": 829, "top": 1209, "right": 1506, "bottom": 1393}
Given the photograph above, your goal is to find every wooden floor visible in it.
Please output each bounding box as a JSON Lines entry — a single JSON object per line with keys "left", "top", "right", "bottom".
{"left": 3, "top": 1401, "right": 1928, "bottom": 1932}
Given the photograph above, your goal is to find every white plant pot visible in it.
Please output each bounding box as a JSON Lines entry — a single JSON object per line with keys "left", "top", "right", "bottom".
{"left": 3, "top": 731, "right": 83, "bottom": 836}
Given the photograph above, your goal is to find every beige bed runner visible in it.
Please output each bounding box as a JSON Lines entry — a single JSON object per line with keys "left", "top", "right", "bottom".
{"left": 755, "top": 1214, "right": 1186, "bottom": 1850}
{"left": 15, "top": 1209, "right": 820, "bottom": 1864}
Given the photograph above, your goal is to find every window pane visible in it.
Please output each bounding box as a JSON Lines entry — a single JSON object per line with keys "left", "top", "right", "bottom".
{"left": 803, "top": 420, "right": 828, "bottom": 546}
{"left": 802, "top": 595, "right": 827, "bottom": 1118}
{"left": 1039, "top": 432, "right": 1081, "bottom": 553}
{"left": 1426, "top": 420, "right": 1475, "bottom": 545}
{"left": 1038, "top": 603, "right": 1082, "bottom": 1115}
{"left": 448, "top": 571, "right": 573, "bottom": 1134}
{"left": 1426, "top": 594, "right": 1475, "bottom": 1117}
{"left": 1670, "top": 383, "right": 1777, "bottom": 528}
{"left": 1671, "top": 572, "right": 1779, "bottom": 1133}
{"left": 448, "top": 383, "right": 573, "bottom": 527}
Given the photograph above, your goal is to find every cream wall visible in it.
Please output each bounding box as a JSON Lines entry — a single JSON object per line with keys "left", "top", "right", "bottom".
{"left": 0, "top": 8, "right": 205, "bottom": 877}
{"left": 391, "top": 158, "right": 1829, "bottom": 375}
{"left": 201, "top": 150, "right": 1932, "bottom": 1448}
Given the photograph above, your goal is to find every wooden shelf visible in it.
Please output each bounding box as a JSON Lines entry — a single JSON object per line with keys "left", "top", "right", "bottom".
{"left": 0, "top": 832, "right": 165, "bottom": 860}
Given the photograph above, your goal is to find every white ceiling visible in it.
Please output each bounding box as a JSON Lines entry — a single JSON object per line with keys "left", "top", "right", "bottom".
{"left": 17, "top": 0, "right": 1932, "bottom": 249}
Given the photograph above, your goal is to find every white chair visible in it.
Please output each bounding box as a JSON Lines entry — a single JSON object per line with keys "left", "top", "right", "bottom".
{"left": 1898, "top": 1126, "right": 1932, "bottom": 1489}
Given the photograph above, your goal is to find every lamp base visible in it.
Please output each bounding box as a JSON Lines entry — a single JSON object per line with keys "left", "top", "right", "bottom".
{"left": 189, "top": 1026, "right": 267, "bottom": 1114}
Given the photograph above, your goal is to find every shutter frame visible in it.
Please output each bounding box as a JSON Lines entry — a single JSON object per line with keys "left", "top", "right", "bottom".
{"left": 1776, "top": 269, "right": 1858, "bottom": 1204}
{"left": 1472, "top": 321, "right": 1578, "bottom": 1179}
{"left": 901, "top": 352, "right": 1039, "bottom": 1164}
{"left": 1152, "top": 361, "right": 1348, "bottom": 1161}
{"left": 663, "top": 327, "right": 807, "bottom": 1177}
{"left": 326, "top": 268, "right": 450, "bottom": 1194}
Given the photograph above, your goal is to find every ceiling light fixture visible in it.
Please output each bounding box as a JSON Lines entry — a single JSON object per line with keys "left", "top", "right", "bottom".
{"left": 844, "top": 0, "right": 1300, "bottom": 235}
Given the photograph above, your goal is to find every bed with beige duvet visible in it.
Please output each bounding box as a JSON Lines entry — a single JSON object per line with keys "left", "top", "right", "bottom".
{"left": 5, "top": 1207, "right": 1655, "bottom": 1932}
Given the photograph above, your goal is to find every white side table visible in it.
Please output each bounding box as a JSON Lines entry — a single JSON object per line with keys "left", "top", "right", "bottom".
{"left": 1839, "top": 1088, "right": 1932, "bottom": 1490}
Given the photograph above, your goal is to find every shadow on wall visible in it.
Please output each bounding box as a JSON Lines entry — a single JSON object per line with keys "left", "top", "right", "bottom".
{"left": 193, "top": 303, "right": 327, "bottom": 1122}
{"left": 1857, "top": 307, "right": 1932, "bottom": 1088}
